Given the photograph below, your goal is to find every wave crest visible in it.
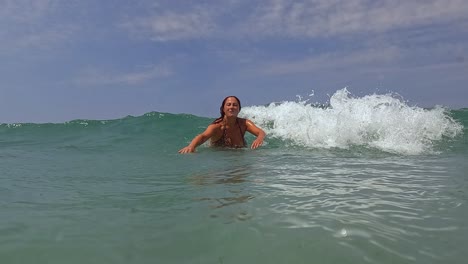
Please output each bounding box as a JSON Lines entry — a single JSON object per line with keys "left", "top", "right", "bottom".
{"left": 241, "top": 88, "right": 463, "bottom": 154}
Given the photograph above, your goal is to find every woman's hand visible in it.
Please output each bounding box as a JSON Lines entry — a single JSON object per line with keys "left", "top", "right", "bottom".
{"left": 251, "top": 138, "right": 263, "bottom": 149}
{"left": 178, "top": 146, "right": 195, "bottom": 154}
{"left": 246, "top": 119, "right": 266, "bottom": 150}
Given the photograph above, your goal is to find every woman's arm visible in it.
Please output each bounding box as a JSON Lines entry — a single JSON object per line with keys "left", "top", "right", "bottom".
{"left": 178, "top": 124, "right": 217, "bottom": 154}
{"left": 246, "top": 119, "right": 266, "bottom": 149}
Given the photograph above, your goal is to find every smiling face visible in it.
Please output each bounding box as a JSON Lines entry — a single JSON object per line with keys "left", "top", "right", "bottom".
{"left": 223, "top": 97, "right": 240, "bottom": 118}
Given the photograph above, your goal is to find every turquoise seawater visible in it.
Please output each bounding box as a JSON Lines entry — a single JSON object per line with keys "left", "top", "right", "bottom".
{"left": 1, "top": 91, "right": 467, "bottom": 263}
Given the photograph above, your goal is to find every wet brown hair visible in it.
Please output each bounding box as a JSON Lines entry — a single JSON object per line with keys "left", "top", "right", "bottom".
{"left": 212, "top": 96, "right": 241, "bottom": 124}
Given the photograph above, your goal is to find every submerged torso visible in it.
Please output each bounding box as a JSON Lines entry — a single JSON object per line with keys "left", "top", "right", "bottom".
{"left": 211, "top": 118, "right": 247, "bottom": 148}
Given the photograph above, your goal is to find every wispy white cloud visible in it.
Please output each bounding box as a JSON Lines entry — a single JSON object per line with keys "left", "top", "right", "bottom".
{"left": 2, "top": 25, "right": 79, "bottom": 53}
{"left": 75, "top": 65, "right": 173, "bottom": 86}
{"left": 0, "top": 0, "right": 79, "bottom": 54}
{"left": 244, "top": 0, "right": 468, "bottom": 38}
{"left": 255, "top": 38, "right": 468, "bottom": 78}
{"left": 258, "top": 46, "right": 401, "bottom": 75}
{"left": 0, "top": 0, "right": 54, "bottom": 23}
{"left": 121, "top": 0, "right": 468, "bottom": 41}
{"left": 121, "top": 8, "right": 216, "bottom": 42}
{"left": 221, "top": 0, "right": 468, "bottom": 78}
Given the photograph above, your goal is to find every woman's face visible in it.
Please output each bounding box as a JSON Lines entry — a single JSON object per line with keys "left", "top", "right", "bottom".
{"left": 223, "top": 97, "right": 240, "bottom": 117}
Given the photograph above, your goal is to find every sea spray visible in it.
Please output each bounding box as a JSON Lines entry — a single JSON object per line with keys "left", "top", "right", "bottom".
{"left": 241, "top": 88, "right": 463, "bottom": 154}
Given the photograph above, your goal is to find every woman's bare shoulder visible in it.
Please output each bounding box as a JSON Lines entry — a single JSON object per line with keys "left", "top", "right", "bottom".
{"left": 207, "top": 122, "right": 223, "bottom": 132}
{"left": 237, "top": 117, "right": 248, "bottom": 123}
{"left": 209, "top": 121, "right": 223, "bottom": 127}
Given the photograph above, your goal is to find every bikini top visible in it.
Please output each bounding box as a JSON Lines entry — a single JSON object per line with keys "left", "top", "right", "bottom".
{"left": 211, "top": 118, "right": 247, "bottom": 148}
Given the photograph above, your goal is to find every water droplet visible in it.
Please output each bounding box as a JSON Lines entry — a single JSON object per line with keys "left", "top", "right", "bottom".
{"left": 340, "top": 228, "right": 348, "bottom": 237}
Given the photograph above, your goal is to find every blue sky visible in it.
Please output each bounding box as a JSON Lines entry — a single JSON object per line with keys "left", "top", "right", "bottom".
{"left": 1, "top": 0, "right": 467, "bottom": 123}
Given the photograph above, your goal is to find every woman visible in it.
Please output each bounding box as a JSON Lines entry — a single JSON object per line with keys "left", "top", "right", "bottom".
{"left": 178, "top": 96, "right": 266, "bottom": 154}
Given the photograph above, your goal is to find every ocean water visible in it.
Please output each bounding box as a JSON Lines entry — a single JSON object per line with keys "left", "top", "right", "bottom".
{"left": 1, "top": 89, "right": 467, "bottom": 264}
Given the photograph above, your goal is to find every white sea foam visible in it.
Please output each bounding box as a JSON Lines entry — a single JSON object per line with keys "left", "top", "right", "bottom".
{"left": 241, "top": 88, "right": 463, "bottom": 154}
